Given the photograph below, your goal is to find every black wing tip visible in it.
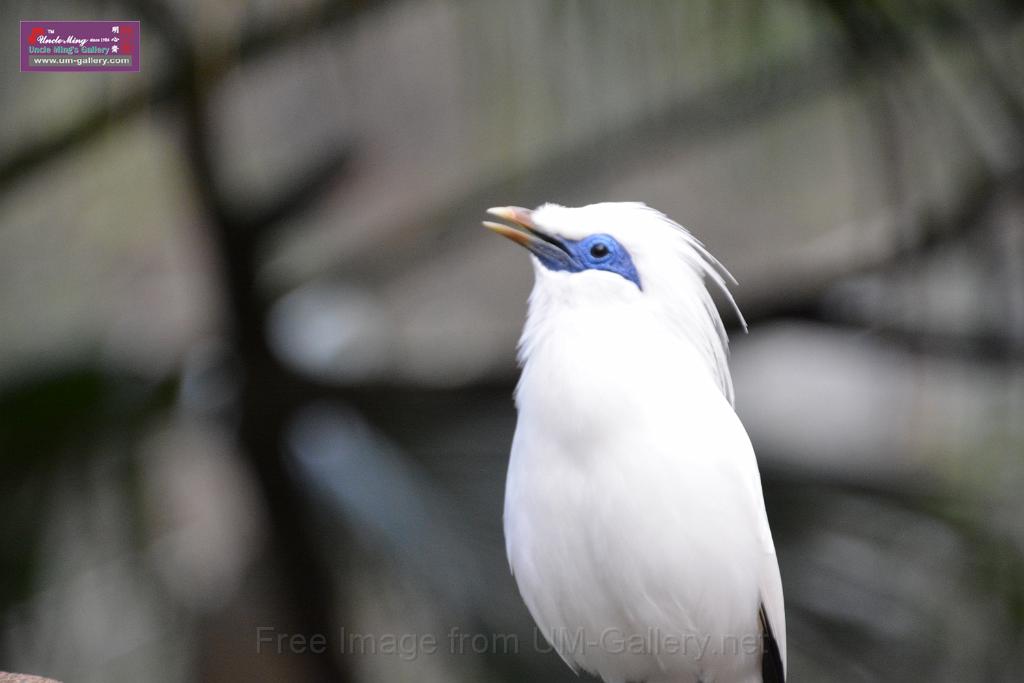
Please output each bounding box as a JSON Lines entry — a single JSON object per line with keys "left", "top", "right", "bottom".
{"left": 759, "top": 603, "right": 786, "bottom": 683}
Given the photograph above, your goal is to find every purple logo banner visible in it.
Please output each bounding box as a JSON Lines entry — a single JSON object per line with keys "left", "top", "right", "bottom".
{"left": 21, "top": 21, "right": 140, "bottom": 72}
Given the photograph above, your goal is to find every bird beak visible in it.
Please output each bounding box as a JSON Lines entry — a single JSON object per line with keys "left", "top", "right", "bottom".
{"left": 483, "top": 206, "right": 540, "bottom": 247}
{"left": 484, "top": 206, "right": 575, "bottom": 270}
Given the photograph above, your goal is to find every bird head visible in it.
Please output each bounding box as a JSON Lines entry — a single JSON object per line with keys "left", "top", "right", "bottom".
{"left": 484, "top": 201, "right": 745, "bottom": 403}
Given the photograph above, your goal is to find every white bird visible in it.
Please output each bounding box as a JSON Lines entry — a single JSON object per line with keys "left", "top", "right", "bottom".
{"left": 484, "top": 202, "right": 785, "bottom": 683}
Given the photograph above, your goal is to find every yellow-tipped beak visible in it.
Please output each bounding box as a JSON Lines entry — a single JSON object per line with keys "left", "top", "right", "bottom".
{"left": 483, "top": 205, "right": 578, "bottom": 272}
{"left": 483, "top": 206, "right": 537, "bottom": 247}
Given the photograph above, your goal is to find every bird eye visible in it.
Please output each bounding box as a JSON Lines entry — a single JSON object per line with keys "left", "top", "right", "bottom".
{"left": 589, "top": 242, "right": 610, "bottom": 259}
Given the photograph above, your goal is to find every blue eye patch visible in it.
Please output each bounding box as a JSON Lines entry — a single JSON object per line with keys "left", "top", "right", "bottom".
{"left": 530, "top": 233, "right": 642, "bottom": 290}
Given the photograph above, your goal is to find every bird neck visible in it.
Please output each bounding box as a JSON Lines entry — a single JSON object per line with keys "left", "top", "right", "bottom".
{"left": 516, "top": 278, "right": 735, "bottom": 409}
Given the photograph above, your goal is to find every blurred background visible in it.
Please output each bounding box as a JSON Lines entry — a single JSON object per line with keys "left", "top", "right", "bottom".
{"left": 2, "top": 1, "right": 1023, "bottom": 681}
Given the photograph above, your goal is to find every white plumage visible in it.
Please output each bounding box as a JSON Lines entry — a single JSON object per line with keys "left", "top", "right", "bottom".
{"left": 487, "top": 202, "right": 785, "bottom": 683}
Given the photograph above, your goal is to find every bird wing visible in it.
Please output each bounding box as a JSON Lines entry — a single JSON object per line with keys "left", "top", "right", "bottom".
{"left": 752, "top": 469, "right": 786, "bottom": 681}
{"left": 759, "top": 602, "right": 786, "bottom": 682}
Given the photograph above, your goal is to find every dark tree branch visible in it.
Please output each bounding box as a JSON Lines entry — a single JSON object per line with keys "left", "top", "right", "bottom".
{"left": 738, "top": 167, "right": 1024, "bottom": 349}
{"left": 130, "top": 2, "right": 372, "bottom": 681}
{"left": 246, "top": 145, "right": 357, "bottom": 239}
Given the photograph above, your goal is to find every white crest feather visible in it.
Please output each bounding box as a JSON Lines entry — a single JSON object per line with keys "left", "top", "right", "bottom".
{"left": 636, "top": 204, "right": 746, "bottom": 405}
